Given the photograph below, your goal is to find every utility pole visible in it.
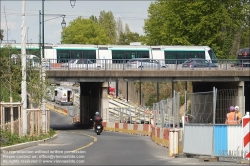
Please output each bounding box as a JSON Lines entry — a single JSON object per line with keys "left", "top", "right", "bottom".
{"left": 41, "top": 0, "right": 46, "bottom": 133}
{"left": 21, "top": 0, "right": 27, "bottom": 136}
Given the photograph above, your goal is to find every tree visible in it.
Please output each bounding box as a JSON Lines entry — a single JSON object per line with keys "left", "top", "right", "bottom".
{"left": 89, "top": 15, "right": 98, "bottom": 23}
{"left": 124, "top": 23, "right": 130, "bottom": 34}
{"left": 0, "top": 29, "right": 4, "bottom": 41}
{"left": 61, "top": 16, "right": 110, "bottom": 44}
{"left": 144, "top": 0, "right": 249, "bottom": 59}
{"left": 99, "top": 10, "right": 117, "bottom": 44}
{"left": 0, "top": 45, "right": 21, "bottom": 102}
{"left": 116, "top": 17, "right": 123, "bottom": 42}
{"left": 117, "top": 31, "right": 141, "bottom": 45}
{"left": 0, "top": 44, "right": 50, "bottom": 106}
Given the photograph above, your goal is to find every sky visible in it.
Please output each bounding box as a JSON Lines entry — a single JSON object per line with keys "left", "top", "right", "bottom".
{"left": 0, "top": 0, "right": 153, "bottom": 44}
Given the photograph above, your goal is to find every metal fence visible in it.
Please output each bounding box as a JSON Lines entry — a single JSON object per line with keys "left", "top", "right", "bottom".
{"left": 184, "top": 87, "right": 245, "bottom": 124}
{"left": 44, "top": 59, "right": 250, "bottom": 71}
{"left": 185, "top": 91, "right": 215, "bottom": 123}
{"left": 104, "top": 91, "right": 180, "bottom": 128}
{"left": 183, "top": 86, "right": 246, "bottom": 158}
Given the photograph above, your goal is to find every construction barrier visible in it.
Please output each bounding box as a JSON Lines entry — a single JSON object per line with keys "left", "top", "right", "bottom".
{"left": 103, "top": 122, "right": 183, "bottom": 155}
{"left": 243, "top": 112, "right": 250, "bottom": 159}
{"left": 184, "top": 123, "right": 244, "bottom": 158}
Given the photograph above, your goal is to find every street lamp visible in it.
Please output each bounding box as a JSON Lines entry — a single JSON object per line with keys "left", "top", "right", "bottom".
{"left": 70, "top": 0, "right": 76, "bottom": 8}
{"left": 39, "top": 3, "right": 66, "bottom": 132}
{"left": 39, "top": 11, "right": 66, "bottom": 60}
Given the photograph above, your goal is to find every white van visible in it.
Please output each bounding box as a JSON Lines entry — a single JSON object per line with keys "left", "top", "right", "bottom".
{"left": 54, "top": 87, "right": 74, "bottom": 106}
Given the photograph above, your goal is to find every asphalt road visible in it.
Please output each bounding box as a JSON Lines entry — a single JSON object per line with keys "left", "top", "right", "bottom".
{"left": 1, "top": 111, "right": 244, "bottom": 166}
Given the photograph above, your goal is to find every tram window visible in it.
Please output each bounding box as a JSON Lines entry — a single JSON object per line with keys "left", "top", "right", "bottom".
{"left": 71, "top": 50, "right": 82, "bottom": 59}
{"left": 57, "top": 50, "right": 70, "bottom": 63}
{"left": 164, "top": 51, "right": 176, "bottom": 64}
{"left": 137, "top": 51, "right": 149, "bottom": 58}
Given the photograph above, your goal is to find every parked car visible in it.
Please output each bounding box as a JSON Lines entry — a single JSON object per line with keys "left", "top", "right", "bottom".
{"left": 232, "top": 48, "right": 250, "bottom": 68}
{"left": 182, "top": 58, "right": 218, "bottom": 68}
{"left": 126, "top": 58, "right": 167, "bottom": 69}
{"left": 61, "top": 59, "right": 102, "bottom": 69}
{"left": 237, "top": 48, "right": 250, "bottom": 61}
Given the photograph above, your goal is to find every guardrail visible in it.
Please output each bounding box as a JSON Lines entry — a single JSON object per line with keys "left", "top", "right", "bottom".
{"left": 43, "top": 59, "right": 250, "bottom": 71}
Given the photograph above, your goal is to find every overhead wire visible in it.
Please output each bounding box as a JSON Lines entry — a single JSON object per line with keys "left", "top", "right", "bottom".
{"left": 0, "top": 12, "right": 147, "bottom": 20}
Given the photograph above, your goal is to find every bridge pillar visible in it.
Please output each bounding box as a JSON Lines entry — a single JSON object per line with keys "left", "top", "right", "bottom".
{"left": 237, "top": 81, "right": 245, "bottom": 116}
{"left": 101, "top": 82, "right": 109, "bottom": 122}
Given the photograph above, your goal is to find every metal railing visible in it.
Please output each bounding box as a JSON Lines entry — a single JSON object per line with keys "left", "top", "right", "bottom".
{"left": 43, "top": 59, "right": 250, "bottom": 71}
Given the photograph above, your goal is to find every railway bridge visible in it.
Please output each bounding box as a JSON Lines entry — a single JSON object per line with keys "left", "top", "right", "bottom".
{"left": 46, "top": 69, "right": 250, "bottom": 126}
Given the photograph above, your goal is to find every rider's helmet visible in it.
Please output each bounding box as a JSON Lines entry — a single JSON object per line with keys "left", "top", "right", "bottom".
{"left": 229, "top": 106, "right": 235, "bottom": 112}
{"left": 95, "top": 112, "right": 100, "bottom": 116}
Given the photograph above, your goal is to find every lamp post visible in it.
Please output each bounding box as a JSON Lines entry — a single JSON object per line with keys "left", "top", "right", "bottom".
{"left": 39, "top": 0, "right": 66, "bottom": 132}
{"left": 70, "top": 0, "right": 76, "bottom": 8}
{"left": 39, "top": 10, "right": 66, "bottom": 60}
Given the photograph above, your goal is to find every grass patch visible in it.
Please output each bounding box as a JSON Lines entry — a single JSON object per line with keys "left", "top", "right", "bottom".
{"left": 0, "top": 129, "right": 56, "bottom": 147}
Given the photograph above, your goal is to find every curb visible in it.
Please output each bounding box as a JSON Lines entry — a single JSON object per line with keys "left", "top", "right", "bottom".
{"left": 237, "top": 159, "right": 250, "bottom": 164}
{"left": 0, "top": 134, "right": 58, "bottom": 154}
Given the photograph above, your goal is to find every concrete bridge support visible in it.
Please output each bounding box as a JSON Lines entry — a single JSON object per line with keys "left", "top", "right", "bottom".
{"left": 79, "top": 82, "right": 108, "bottom": 126}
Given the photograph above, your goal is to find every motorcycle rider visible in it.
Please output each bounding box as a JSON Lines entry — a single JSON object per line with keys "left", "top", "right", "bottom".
{"left": 93, "top": 112, "right": 103, "bottom": 132}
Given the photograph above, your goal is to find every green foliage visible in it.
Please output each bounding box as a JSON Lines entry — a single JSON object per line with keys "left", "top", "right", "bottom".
{"left": 117, "top": 32, "right": 141, "bottom": 45}
{"left": 0, "top": 129, "right": 56, "bottom": 147}
{"left": 61, "top": 16, "right": 110, "bottom": 44}
{"left": 99, "top": 10, "right": 117, "bottom": 44}
{"left": 0, "top": 45, "right": 21, "bottom": 102}
{"left": 0, "top": 44, "right": 49, "bottom": 107}
{"left": 146, "top": 93, "right": 157, "bottom": 106}
{"left": 144, "top": 0, "right": 250, "bottom": 59}
{"left": 89, "top": 15, "right": 98, "bottom": 23}
{"left": 0, "top": 29, "right": 4, "bottom": 41}
{"left": 132, "top": 81, "right": 192, "bottom": 107}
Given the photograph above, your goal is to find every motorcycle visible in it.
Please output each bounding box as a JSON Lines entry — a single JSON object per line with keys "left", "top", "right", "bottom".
{"left": 90, "top": 119, "right": 103, "bottom": 135}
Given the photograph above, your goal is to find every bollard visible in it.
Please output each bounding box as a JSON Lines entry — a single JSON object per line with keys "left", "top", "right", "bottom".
{"left": 242, "top": 112, "right": 250, "bottom": 160}
{"left": 173, "top": 129, "right": 179, "bottom": 154}
{"left": 169, "top": 130, "right": 174, "bottom": 156}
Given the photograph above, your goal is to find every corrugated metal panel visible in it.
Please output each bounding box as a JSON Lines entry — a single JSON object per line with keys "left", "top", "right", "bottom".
{"left": 183, "top": 124, "right": 213, "bottom": 155}
{"left": 228, "top": 125, "right": 243, "bottom": 157}
{"left": 214, "top": 125, "right": 228, "bottom": 156}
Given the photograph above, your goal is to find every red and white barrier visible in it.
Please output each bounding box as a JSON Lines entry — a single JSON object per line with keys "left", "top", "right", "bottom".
{"left": 103, "top": 122, "right": 183, "bottom": 155}
{"left": 243, "top": 112, "right": 250, "bottom": 159}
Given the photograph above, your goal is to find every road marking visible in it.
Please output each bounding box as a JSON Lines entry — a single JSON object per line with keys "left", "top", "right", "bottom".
{"left": 71, "top": 131, "right": 97, "bottom": 142}
{"left": 71, "top": 142, "right": 94, "bottom": 152}
{"left": 71, "top": 131, "right": 97, "bottom": 152}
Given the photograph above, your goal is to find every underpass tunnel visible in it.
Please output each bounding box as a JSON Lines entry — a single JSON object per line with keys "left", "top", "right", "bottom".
{"left": 192, "top": 81, "right": 246, "bottom": 123}
{"left": 80, "top": 82, "right": 109, "bottom": 127}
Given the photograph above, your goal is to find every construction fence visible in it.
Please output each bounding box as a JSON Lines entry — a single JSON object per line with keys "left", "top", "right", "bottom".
{"left": 102, "top": 91, "right": 183, "bottom": 156}
{"left": 183, "top": 87, "right": 246, "bottom": 160}
{"left": 105, "top": 91, "right": 181, "bottom": 128}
